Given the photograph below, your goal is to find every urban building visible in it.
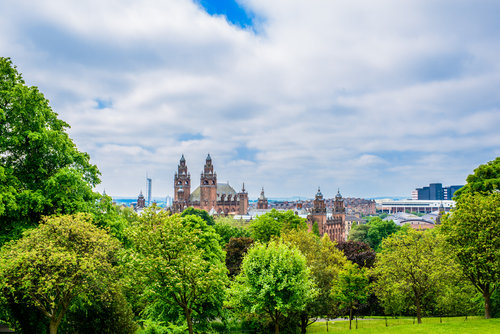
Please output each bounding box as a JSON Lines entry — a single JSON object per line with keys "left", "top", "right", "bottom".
{"left": 172, "top": 154, "right": 248, "bottom": 215}
{"left": 136, "top": 191, "right": 145, "bottom": 209}
{"left": 414, "top": 183, "right": 463, "bottom": 200}
{"left": 257, "top": 187, "right": 269, "bottom": 209}
{"left": 307, "top": 188, "right": 346, "bottom": 242}
{"left": 376, "top": 199, "right": 455, "bottom": 214}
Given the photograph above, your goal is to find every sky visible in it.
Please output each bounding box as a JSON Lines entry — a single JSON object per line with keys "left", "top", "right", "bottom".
{"left": 1, "top": 0, "right": 499, "bottom": 199}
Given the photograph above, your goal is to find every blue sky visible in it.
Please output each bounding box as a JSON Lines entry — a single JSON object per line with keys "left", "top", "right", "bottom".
{"left": 1, "top": 0, "right": 499, "bottom": 199}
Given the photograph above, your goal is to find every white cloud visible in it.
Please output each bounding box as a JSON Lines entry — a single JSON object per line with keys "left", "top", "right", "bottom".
{"left": 1, "top": 0, "right": 499, "bottom": 199}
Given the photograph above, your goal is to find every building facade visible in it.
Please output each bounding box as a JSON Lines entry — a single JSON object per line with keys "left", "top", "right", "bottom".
{"left": 307, "top": 188, "right": 346, "bottom": 242}
{"left": 415, "top": 183, "right": 463, "bottom": 200}
{"left": 257, "top": 187, "right": 269, "bottom": 209}
{"left": 172, "top": 154, "right": 248, "bottom": 215}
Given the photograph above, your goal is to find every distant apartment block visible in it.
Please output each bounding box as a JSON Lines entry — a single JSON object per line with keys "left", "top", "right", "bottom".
{"left": 414, "top": 183, "right": 463, "bottom": 200}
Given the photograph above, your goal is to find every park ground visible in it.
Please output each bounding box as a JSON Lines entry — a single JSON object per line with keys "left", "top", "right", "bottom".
{"left": 305, "top": 316, "right": 500, "bottom": 333}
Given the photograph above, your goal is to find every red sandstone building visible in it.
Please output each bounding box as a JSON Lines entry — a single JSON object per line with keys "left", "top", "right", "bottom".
{"left": 307, "top": 188, "right": 346, "bottom": 242}
{"left": 172, "top": 154, "right": 248, "bottom": 215}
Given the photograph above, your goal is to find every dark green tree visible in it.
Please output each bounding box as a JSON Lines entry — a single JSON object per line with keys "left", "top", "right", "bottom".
{"left": 454, "top": 157, "right": 500, "bottom": 198}
{"left": 348, "top": 217, "right": 399, "bottom": 251}
{"left": 0, "top": 57, "right": 100, "bottom": 244}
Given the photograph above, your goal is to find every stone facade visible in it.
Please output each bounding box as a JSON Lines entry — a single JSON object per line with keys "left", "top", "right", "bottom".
{"left": 307, "top": 188, "right": 346, "bottom": 242}
{"left": 172, "top": 154, "right": 248, "bottom": 215}
{"left": 257, "top": 187, "right": 269, "bottom": 209}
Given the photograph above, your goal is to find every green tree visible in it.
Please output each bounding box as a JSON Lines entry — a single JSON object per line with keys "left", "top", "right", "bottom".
{"left": 454, "top": 157, "right": 500, "bottom": 198}
{"left": 0, "top": 214, "right": 120, "bottom": 334}
{"left": 0, "top": 57, "right": 100, "bottom": 244}
{"left": 373, "top": 229, "right": 457, "bottom": 323}
{"left": 348, "top": 217, "right": 399, "bottom": 251}
{"left": 441, "top": 192, "right": 500, "bottom": 318}
{"left": 126, "top": 209, "right": 228, "bottom": 334}
{"left": 250, "top": 209, "right": 307, "bottom": 243}
{"left": 214, "top": 216, "right": 251, "bottom": 247}
{"left": 181, "top": 207, "right": 215, "bottom": 225}
{"left": 282, "top": 230, "right": 346, "bottom": 333}
{"left": 229, "top": 240, "right": 316, "bottom": 334}
{"left": 331, "top": 262, "right": 370, "bottom": 330}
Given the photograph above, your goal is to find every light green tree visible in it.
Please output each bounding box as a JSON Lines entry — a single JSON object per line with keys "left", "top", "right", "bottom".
{"left": 331, "top": 262, "right": 370, "bottom": 330}
{"left": 229, "top": 240, "right": 316, "bottom": 334}
{"left": 126, "top": 209, "right": 228, "bottom": 334}
{"left": 250, "top": 209, "right": 307, "bottom": 243}
{"left": 441, "top": 192, "right": 500, "bottom": 318}
{"left": 373, "top": 229, "right": 457, "bottom": 323}
{"left": 0, "top": 214, "right": 120, "bottom": 334}
{"left": 282, "top": 230, "right": 346, "bottom": 333}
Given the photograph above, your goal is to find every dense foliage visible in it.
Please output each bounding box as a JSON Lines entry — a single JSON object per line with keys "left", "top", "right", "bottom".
{"left": 0, "top": 214, "right": 121, "bottom": 334}
{"left": 249, "top": 209, "right": 308, "bottom": 243}
{"left": 441, "top": 192, "right": 500, "bottom": 318}
{"left": 125, "top": 209, "right": 228, "bottom": 334}
{"left": 0, "top": 60, "right": 498, "bottom": 332}
{"left": 373, "top": 229, "right": 459, "bottom": 323}
{"left": 454, "top": 157, "right": 500, "bottom": 198}
{"left": 229, "top": 240, "right": 316, "bottom": 334}
{"left": 0, "top": 57, "right": 101, "bottom": 245}
{"left": 348, "top": 217, "right": 400, "bottom": 251}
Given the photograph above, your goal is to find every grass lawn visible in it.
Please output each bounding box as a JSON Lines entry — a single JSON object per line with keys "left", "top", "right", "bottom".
{"left": 306, "top": 316, "right": 500, "bottom": 334}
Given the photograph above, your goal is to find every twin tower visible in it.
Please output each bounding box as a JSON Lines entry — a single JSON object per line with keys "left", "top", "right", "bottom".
{"left": 172, "top": 154, "right": 249, "bottom": 215}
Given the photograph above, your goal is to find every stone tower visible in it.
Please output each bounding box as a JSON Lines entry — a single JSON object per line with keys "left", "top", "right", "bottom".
{"left": 200, "top": 154, "right": 217, "bottom": 211}
{"left": 257, "top": 187, "right": 268, "bottom": 209}
{"left": 309, "top": 187, "right": 327, "bottom": 235}
{"left": 174, "top": 154, "right": 191, "bottom": 203}
{"left": 238, "top": 183, "right": 249, "bottom": 215}
{"left": 137, "top": 190, "right": 146, "bottom": 209}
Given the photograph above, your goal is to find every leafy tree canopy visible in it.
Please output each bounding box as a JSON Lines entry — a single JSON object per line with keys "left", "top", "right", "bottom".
{"left": 0, "top": 214, "right": 121, "bottom": 334}
{"left": 0, "top": 57, "right": 100, "bottom": 244}
{"left": 454, "top": 157, "right": 500, "bottom": 198}
{"left": 250, "top": 209, "right": 307, "bottom": 243}
{"left": 225, "top": 236, "right": 254, "bottom": 278}
{"left": 331, "top": 262, "right": 370, "bottom": 330}
{"left": 181, "top": 207, "right": 215, "bottom": 225}
{"left": 335, "top": 241, "right": 376, "bottom": 268}
{"left": 125, "top": 209, "right": 227, "bottom": 334}
{"left": 348, "top": 217, "right": 399, "bottom": 251}
{"left": 281, "top": 230, "right": 346, "bottom": 333}
{"left": 441, "top": 192, "right": 500, "bottom": 318}
{"left": 214, "top": 216, "right": 251, "bottom": 247}
{"left": 228, "top": 240, "right": 316, "bottom": 334}
{"left": 373, "top": 229, "right": 458, "bottom": 323}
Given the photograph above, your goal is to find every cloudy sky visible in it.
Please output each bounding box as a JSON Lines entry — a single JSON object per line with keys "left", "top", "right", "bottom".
{"left": 2, "top": 0, "right": 499, "bottom": 199}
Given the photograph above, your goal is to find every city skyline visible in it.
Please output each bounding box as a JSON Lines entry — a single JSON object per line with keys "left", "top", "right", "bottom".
{"left": 2, "top": 0, "right": 499, "bottom": 198}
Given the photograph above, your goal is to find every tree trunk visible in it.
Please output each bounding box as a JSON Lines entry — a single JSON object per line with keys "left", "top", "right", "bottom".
{"left": 484, "top": 291, "right": 492, "bottom": 319}
{"left": 349, "top": 307, "right": 352, "bottom": 330}
{"left": 300, "top": 314, "right": 308, "bottom": 334}
{"left": 49, "top": 320, "right": 58, "bottom": 334}
{"left": 184, "top": 307, "right": 194, "bottom": 334}
{"left": 275, "top": 321, "right": 279, "bottom": 334}
{"left": 416, "top": 299, "right": 422, "bottom": 324}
